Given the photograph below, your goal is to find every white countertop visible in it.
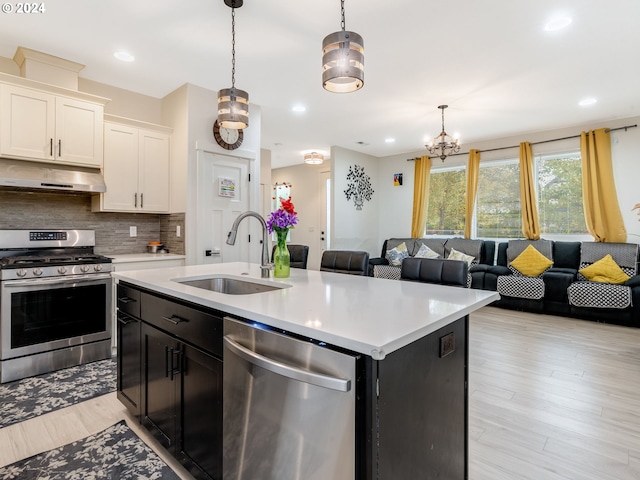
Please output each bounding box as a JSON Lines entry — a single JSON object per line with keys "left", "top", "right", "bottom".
{"left": 112, "top": 262, "right": 499, "bottom": 359}
{"left": 107, "top": 253, "right": 186, "bottom": 263}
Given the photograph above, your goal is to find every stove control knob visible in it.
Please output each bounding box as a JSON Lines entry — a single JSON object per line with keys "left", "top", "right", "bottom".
{"left": 33, "top": 268, "right": 43, "bottom": 277}
{"left": 16, "top": 268, "right": 27, "bottom": 278}
{"left": 58, "top": 266, "right": 67, "bottom": 275}
{"left": 94, "top": 264, "right": 103, "bottom": 272}
{"left": 80, "top": 265, "right": 90, "bottom": 273}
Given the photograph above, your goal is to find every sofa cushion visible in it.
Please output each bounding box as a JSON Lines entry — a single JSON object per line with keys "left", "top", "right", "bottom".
{"left": 444, "top": 238, "right": 483, "bottom": 262}
{"left": 414, "top": 243, "right": 440, "bottom": 259}
{"left": 579, "top": 254, "right": 630, "bottom": 284}
{"left": 373, "top": 265, "right": 402, "bottom": 280}
{"left": 448, "top": 248, "right": 475, "bottom": 266}
{"left": 568, "top": 282, "right": 632, "bottom": 309}
{"left": 497, "top": 276, "right": 545, "bottom": 300}
{"left": 386, "top": 242, "right": 410, "bottom": 266}
{"left": 510, "top": 244, "right": 553, "bottom": 277}
{"left": 506, "top": 239, "right": 553, "bottom": 263}
{"left": 414, "top": 239, "right": 446, "bottom": 257}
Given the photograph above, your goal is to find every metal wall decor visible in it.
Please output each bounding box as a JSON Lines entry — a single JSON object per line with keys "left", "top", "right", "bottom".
{"left": 344, "top": 164, "right": 374, "bottom": 210}
{"left": 217, "top": 0, "right": 249, "bottom": 129}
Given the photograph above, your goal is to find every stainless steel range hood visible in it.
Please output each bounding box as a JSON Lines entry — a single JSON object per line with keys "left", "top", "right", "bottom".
{"left": 0, "top": 158, "right": 106, "bottom": 193}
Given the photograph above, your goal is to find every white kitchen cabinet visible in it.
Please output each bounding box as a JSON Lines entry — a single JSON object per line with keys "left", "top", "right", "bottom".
{"left": 0, "top": 83, "right": 104, "bottom": 167}
{"left": 93, "top": 117, "right": 171, "bottom": 213}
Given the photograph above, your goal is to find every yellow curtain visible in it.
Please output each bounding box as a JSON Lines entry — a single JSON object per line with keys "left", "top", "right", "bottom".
{"left": 464, "top": 149, "right": 481, "bottom": 238}
{"left": 411, "top": 156, "right": 432, "bottom": 237}
{"left": 519, "top": 142, "right": 540, "bottom": 240}
{"left": 580, "top": 128, "right": 626, "bottom": 242}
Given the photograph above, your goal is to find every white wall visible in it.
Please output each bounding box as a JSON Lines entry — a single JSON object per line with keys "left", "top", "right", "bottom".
{"left": 271, "top": 161, "right": 330, "bottom": 270}
{"left": 331, "top": 146, "right": 380, "bottom": 255}
{"left": 160, "top": 83, "right": 262, "bottom": 264}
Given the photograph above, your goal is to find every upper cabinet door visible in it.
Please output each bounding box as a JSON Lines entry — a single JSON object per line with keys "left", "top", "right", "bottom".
{"left": 138, "top": 129, "right": 170, "bottom": 213}
{"left": 0, "top": 84, "right": 55, "bottom": 161}
{"left": 55, "top": 96, "right": 104, "bottom": 168}
{"left": 0, "top": 84, "right": 104, "bottom": 168}
{"left": 101, "top": 122, "right": 139, "bottom": 212}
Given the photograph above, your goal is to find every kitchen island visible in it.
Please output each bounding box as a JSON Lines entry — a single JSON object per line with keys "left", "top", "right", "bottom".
{"left": 113, "top": 262, "right": 499, "bottom": 480}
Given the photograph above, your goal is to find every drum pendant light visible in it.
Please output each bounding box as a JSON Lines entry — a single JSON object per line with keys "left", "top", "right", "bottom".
{"left": 217, "top": 0, "right": 249, "bottom": 129}
{"left": 322, "top": 0, "right": 364, "bottom": 93}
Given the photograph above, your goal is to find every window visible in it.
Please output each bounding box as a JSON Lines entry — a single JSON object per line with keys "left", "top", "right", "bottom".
{"left": 425, "top": 150, "right": 586, "bottom": 238}
{"left": 426, "top": 167, "right": 465, "bottom": 235}
{"left": 537, "top": 153, "right": 587, "bottom": 235}
{"left": 476, "top": 160, "right": 521, "bottom": 238}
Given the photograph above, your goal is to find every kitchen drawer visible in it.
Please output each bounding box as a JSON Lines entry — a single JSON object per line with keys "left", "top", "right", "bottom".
{"left": 117, "top": 283, "right": 141, "bottom": 318}
{"left": 140, "top": 292, "right": 223, "bottom": 358}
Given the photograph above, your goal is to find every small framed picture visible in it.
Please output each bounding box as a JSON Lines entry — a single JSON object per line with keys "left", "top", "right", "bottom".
{"left": 393, "top": 173, "right": 403, "bottom": 186}
{"left": 218, "top": 177, "right": 236, "bottom": 197}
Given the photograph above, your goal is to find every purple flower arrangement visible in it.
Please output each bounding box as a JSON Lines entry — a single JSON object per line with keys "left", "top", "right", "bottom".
{"left": 266, "top": 198, "right": 298, "bottom": 234}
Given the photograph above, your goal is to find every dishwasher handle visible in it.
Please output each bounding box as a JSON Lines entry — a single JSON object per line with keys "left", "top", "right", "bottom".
{"left": 223, "top": 336, "right": 351, "bottom": 392}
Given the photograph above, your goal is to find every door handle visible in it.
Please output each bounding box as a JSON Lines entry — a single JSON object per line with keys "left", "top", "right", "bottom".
{"left": 223, "top": 336, "right": 351, "bottom": 392}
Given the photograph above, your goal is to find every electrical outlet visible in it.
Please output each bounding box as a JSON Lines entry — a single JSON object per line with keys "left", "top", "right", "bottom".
{"left": 176, "top": 225, "right": 181, "bottom": 237}
{"left": 129, "top": 226, "right": 137, "bottom": 237}
{"left": 439, "top": 333, "right": 455, "bottom": 358}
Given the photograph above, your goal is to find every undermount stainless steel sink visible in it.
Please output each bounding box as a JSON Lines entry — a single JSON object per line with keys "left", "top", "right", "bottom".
{"left": 174, "top": 276, "right": 288, "bottom": 295}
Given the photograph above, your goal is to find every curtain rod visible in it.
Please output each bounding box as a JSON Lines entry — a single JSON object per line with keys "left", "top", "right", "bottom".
{"left": 406, "top": 124, "right": 638, "bottom": 161}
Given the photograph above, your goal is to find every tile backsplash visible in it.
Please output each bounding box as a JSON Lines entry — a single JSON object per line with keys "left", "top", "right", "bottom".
{"left": 0, "top": 188, "right": 185, "bottom": 255}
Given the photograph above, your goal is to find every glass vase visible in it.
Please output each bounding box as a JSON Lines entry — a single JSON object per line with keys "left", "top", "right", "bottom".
{"left": 273, "top": 230, "right": 290, "bottom": 278}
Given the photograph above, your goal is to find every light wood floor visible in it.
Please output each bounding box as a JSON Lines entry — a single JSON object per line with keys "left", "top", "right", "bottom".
{"left": 1, "top": 306, "right": 639, "bottom": 479}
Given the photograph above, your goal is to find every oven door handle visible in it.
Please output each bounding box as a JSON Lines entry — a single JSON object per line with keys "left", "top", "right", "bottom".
{"left": 2, "top": 273, "right": 112, "bottom": 287}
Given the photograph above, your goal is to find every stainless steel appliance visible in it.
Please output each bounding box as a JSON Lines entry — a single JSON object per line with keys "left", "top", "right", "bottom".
{"left": 0, "top": 230, "right": 112, "bottom": 383}
{"left": 223, "top": 317, "right": 357, "bottom": 480}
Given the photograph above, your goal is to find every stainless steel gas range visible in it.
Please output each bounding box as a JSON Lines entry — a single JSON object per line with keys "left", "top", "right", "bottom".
{"left": 0, "top": 230, "right": 112, "bottom": 383}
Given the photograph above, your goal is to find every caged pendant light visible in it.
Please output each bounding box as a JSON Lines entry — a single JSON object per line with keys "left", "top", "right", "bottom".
{"left": 426, "top": 105, "right": 461, "bottom": 162}
{"left": 322, "top": 0, "right": 364, "bottom": 93}
{"left": 217, "top": 0, "right": 249, "bottom": 129}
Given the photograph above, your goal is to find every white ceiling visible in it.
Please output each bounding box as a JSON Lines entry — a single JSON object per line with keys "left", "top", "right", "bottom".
{"left": 1, "top": 0, "right": 639, "bottom": 169}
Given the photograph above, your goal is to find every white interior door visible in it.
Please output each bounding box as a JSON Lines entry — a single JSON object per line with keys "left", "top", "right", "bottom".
{"left": 196, "top": 150, "right": 251, "bottom": 264}
{"left": 311, "top": 171, "right": 331, "bottom": 270}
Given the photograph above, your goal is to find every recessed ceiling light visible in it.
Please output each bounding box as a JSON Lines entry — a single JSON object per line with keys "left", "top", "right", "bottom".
{"left": 292, "top": 104, "right": 306, "bottom": 113}
{"left": 579, "top": 97, "right": 597, "bottom": 107}
{"left": 385, "top": 138, "right": 395, "bottom": 143}
{"left": 113, "top": 51, "right": 135, "bottom": 62}
{"left": 544, "top": 16, "right": 573, "bottom": 31}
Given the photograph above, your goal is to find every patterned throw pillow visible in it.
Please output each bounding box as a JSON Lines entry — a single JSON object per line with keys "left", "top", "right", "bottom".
{"left": 414, "top": 243, "right": 440, "bottom": 259}
{"left": 447, "top": 248, "right": 475, "bottom": 266}
{"left": 386, "top": 242, "right": 409, "bottom": 266}
{"left": 510, "top": 244, "right": 553, "bottom": 277}
{"left": 579, "top": 254, "right": 630, "bottom": 284}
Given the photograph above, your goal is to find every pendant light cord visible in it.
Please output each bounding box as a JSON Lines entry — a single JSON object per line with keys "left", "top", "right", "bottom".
{"left": 340, "top": 0, "right": 345, "bottom": 31}
{"left": 231, "top": 5, "right": 236, "bottom": 88}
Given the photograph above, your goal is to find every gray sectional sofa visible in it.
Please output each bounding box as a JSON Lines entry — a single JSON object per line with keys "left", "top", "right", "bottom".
{"left": 475, "top": 239, "right": 640, "bottom": 326}
{"left": 368, "top": 237, "right": 496, "bottom": 289}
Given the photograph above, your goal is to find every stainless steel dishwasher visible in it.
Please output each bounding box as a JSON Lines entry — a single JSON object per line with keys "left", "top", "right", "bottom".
{"left": 223, "top": 317, "right": 357, "bottom": 480}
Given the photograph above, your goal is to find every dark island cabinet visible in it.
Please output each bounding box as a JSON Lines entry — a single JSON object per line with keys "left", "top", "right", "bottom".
{"left": 116, "top": 284, "right": 142, "bottom": 418}
{"left": 116, "top": 282, "right": 223, "bottom": 480}
{"left": 116, "top": 281, "right": 469, "bottom": 480}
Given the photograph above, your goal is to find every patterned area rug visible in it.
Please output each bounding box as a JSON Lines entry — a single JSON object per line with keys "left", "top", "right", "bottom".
{"left": 0, "top": 358, "right": 116, "bottom": 428}
{"left": 0, "top": 420, "right": 180, "bottom": 479}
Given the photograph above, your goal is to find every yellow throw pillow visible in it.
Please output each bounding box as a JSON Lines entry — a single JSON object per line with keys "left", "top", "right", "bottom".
{"left": 579, "top": 254, "right": 630, "bottom": 284}
{"left": 510, "top": 244, "right": 553, "bottom": 277}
